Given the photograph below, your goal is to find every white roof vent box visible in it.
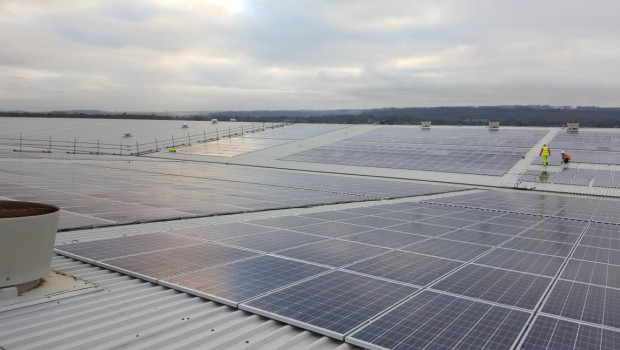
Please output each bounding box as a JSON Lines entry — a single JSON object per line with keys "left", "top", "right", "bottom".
{"left": 421, "top": 121, "right": 431, "bottom": 128}
{"left": 567, "top": 122, "right": 579, "bottom": 132}
{"left": 0, "top": 201, "right": 59, "bottom": 295}
{"left": 122, "top": 132, "right": 133, "bottom": 137}
{"left": 489, "top": 121, "right": 500, "bottom": 129}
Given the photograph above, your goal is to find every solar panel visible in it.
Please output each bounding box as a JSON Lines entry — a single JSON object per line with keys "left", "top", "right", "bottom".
{"left": 349, "top": 290, "right": 530, "bottom": 350}
{"left": 241, "top": 271, "right": 417, "bottom": 339}
{"left": 416, "top": 216, "right": 478, "bottom": 229}
{"left": 55, "top": 232, "right": 202, "bottom": 261}
{"left": 520, "top": 315, "right": 620, "bottom": 350}
{"left": 441, "top": 229, "right": 512, "bottom": 246}
{"left": 402, "top": 238, "right": 492, "bottom": 261}
{"left": 171, "top": 222, "right": 275, "bottom": 241}
{"left": 541, "top": 280, "right": 620, "bottom": 328}
{"left": 340, "top": 215, "right": 408, "bottom": 228}
{"left": 344, "top": 251, "right": 463, "bottom": 286}
{"left": 288, "top": 221, "right": 375, "bottom": 238}
{"left": 299, "top": 210, "right": 364, "bottom": 221}
{"left": 245, "top": 216, "right": 325, "bottom": 229}
{"left": 431, "top": 264, "right": 552, "bottom": 309}
{"left": 281, "top": 141, "right": 525, "bottom": 176}
{"left": 572, "top": 245, "right": 620, "bottom": 265}
{"left": 218, "top": 230, "right": 327, "bottom": 252}
{"left": 275, "top": 240, "right": 389, "bottom": 268}
{"left": 340, "top": 229, "right": 428, "bottom": 248}
{"left": 561, "top": 259, "right": 620, "bottom": 289}
{"left": 501, "top": 237, "right": 574, "bottom": 257}
{"left": 160, "top": 255, "right": 329, "bottom": 306}
{"left": 518, "top": 228, "right": 580, "bottom": 244}
{"left": 387, "top": 222, "right": 457, "bottom": 237}
{"left": 473, "top": 248, "right": 565, "bottom": 277}
{"left": 465, "top": 221, "right": 529, "bottom": 235}
{"left": 100, "top": 243, "right": 259, "bottom": 281}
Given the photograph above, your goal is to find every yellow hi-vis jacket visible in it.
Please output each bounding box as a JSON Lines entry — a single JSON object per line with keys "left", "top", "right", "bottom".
{"left": 540, "top": 146, "right": 550, "bottom": 156}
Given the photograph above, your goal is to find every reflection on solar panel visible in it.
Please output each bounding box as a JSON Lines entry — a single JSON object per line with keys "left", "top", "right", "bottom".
{"left": 161, "top": 256, "right": 328, "bottom": 306}
{"left": 55, "top": 232, "right": 202, "bottom": 261}
{"left": 100, "top": 243, "right": 259, "bottom": 281}
{"left": 219, "top": 230, "right": 327, "bottom": 252}
{"left": 431, "top": 264, "right": 551, "bottom": 309}
{"left": 52, "top": 187, "right": 620, "bottom": 349}
{"left": 345, "top": 251, "right": 463, "bottom": 286}
{"left": 520, "top": 315, "right": 620, "bottom": 350}
{"left": 282, "top": 141, "right": 525, "bottom": 175}
{"left": 349, "top": 291, "right": 530, "bottom": 350}
{"left": 178, "top": 124, "right": 349, "bottom": 157}
{"left": 0, "top": 159, "right": 464, "bottom": 230}
{"left": 241, "top": 271, "right": 417, "bottom": 339}
{"left": 275, "top": 239, "right": 389, "bottom": 267}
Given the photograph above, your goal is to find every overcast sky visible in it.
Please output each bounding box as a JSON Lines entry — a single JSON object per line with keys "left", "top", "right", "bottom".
{"left": 1, "top": 0, "right": 619, "bottom": 111}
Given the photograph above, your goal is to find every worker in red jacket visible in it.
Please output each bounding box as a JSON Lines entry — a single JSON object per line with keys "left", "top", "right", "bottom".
{"left": 561, "top": 151, "right": 571, "bottom": 164}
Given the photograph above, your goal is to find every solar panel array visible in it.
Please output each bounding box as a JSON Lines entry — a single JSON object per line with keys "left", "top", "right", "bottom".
{"left": 549, "top": 130, "right": 620, "bottom": 151}
{"left": 56, "top": 190, "right": 620, "bottom": 349}
{"left": 346, "top": 127, "right": 548, "bottom": 148}
{"left": 518, "top": 168, "right": 620, "bottom": 188}
{"left": 0, "top": 160, "right": 462, "bottom": 230}
{"left": 177, "top": 124, "right": 348, "bottom": 157}
{"left": 530, "top": 149, "right": 620, "bottom": 165}
{"left": 282, "top": 141, "right": 525, "bottom": 176}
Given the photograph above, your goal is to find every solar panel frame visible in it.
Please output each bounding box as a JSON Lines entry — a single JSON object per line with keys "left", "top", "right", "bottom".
{"left": 240, "top": 270, "right": 418, "bottom": 340}
{"left": 348, "top": 290, "right": 531, "bottom": 350}
{"left": 159, "top": 255, "right": 330, "bottom": 307}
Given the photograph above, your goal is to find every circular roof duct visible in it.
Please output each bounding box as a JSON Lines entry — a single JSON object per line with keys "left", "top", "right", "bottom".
{"left": 0, "top": 201, "right": 60, "bottom": 293}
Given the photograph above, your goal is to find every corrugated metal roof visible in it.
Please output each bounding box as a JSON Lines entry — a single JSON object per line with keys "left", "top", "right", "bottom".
{"left": 0, "top": 255, "right": 357, "bottom": 350}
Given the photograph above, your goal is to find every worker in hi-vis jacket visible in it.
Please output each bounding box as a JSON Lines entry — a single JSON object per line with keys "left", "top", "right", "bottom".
{"left": 540, "top": 144, "right": 550, "bottom": 166}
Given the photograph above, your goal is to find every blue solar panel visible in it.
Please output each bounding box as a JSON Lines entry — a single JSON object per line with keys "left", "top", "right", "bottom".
{"left": 561, "top": 259, "right": 620, "bottom": 288}
{"left": 275, "top": 239, "right": 389, "bottom": 268}
{"left": 431, "top": 264, "right": 552, "bottom": 309}
{"left": 441, "top": 229, "right": 511, "bottom": 246}
{"left": 289, "top": 221, "right": 374, "bottom": 237}
{"left": 160, "top": 255, "right": 328, "bottom": 306}
{"left": 520, "top": 315, "right": 620, "bottom": 350}
{"left": 241, "top": 271, "right": 417, "bottom": 339}
{"left": 340, "top": 229, "right": 428, "bottom": 248}
{"left": 501, "top": 237, "right": 574, "bottom": 257}
{"left": 219, "top": 230, "right": 326, "bottom": 252}
{"left": 402, "top": 238, "right": 492, "bottom": 261}
{"left": 387, "top": 221, "right": 457, "bottom": 237}
{"left": 541, "top": 280, "right": 620, "bottom": 328}
{"left": 349, "top": 291, "right": 530, "bottom": 350}
{"left": 345, "top": 251, "right": 463, "bottom": 286}
{"left": 473, "top": 248, "right": 565, "bottom": 276}
{"left": 100, "top": 243, "right": 259, "bottom": 281}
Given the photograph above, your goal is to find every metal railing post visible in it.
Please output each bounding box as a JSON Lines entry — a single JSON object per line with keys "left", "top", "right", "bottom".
{"left": 136, "top": 141, "right": 140, "bottom": 155}
{"left": 120, "top": 140, "right": 123, "bottom": 155}
{"left": 19, "top": 134, "right": 22, "bottom": 152}
{"left": 48, "top": 136, "right": 52, "bottom": 153}
{"left": 155, "top": 138, "right": 159, "bottom": 151}
{"left": 203, "top": 130, "right": 207, "bottom": 142}
{"left": 241, "top": 123, "right": 244, "bottom": 136}
{"left": 187, "top": 131, "right": 191, "bottom": 145}
{"left": 172, "top": 134, "right": 175, "bottom": 147}
{"left": 73, "top": 137, "right": 77, "bottom": 154}
{"left": 97, "top": 139, "right": 100, "bottom": 154}
{"left": 216, "top": 128, "right": 219, "bottom": 140}
{"left": 229, "top": 125, "right": 231, "bottom": 137}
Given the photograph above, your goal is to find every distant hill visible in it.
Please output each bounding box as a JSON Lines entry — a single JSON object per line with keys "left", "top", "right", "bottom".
{"left": 3, "top": 106, "right": 620, "bottom": 127}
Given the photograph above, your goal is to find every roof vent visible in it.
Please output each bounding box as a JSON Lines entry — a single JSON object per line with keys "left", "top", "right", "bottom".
{"left": 122, "top": 132, "right": 133, "bottom": 137}
{"left": 421, "top": 121, "right": 431, "bottom": 128}
{"left": 0, "top": 201, "right": 59, "bottom": 296}
{"left": 566, "top": 122, "right": 579, "bottom": 132}
{"left": 181, "top": 124, "right": 189, "bottom": 128}
{"left": 211, "top": 119, "right": 218, "bottom": 124}
{"left": 488, "top": 121, "right": 500, "bottom": 129}
{"left": 229, "top": 118, "right": 237, "bottom": 122}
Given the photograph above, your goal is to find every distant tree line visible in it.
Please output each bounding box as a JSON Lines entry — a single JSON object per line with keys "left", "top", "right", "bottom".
{"left": 3, "top": 106, "right": 620, "bottom": 127}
